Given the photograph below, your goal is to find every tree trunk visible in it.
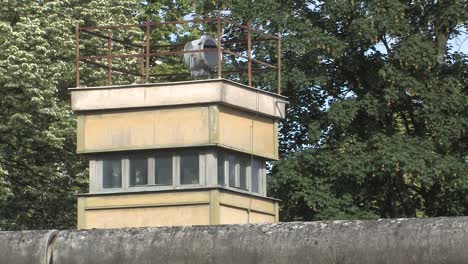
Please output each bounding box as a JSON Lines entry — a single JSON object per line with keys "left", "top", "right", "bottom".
{"left": 435, "top": 29, "right": 449, "bottom": 64}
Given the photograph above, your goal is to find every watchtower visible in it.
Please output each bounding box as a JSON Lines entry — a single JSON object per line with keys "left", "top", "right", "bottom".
{"left": 71, "top": 15, "right": 288, "bottom": 229}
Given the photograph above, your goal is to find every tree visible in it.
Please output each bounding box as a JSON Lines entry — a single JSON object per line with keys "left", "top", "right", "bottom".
{"left": 0, "top": 0, "right": 141, "bottom": 230}
{"left": 261, "top": 0, "right": 468, "bottom": 220}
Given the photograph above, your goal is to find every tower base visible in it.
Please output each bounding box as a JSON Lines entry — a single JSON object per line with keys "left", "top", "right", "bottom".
{"left": 76, "top": 187, "right": 279, "bottom": 229}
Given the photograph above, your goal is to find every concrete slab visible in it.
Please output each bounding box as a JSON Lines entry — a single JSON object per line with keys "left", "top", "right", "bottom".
{"left": 49, "top": 217, "right": 468, "bottom": 264}
{"left": 69, "top": 79, "right": 288, "bottom": 119}
{"left": 0, "top": 230, "right": 57, "bottom": 264}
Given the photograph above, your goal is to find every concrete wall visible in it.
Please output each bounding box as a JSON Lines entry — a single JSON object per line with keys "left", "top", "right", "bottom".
{"left": 77, "top": 188, "right": 279, "bottom": 229}
{"left": 0, "top": 230, "right": 57, "bottom": 264}
{"left": 2, "top": 217, "right": 467, "bottom": 264}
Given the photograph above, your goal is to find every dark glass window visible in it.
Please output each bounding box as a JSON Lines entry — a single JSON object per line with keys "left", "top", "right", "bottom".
{"left": 217, "top": 152, "right": 225, "bottom": 185}
{"left": 228, "top": 155, "right": 236, "bottom": 187}
{"left": 129, "top": 158, "right": 148, "bottom": 186}
{"left": 251, "top": 160, "right": 260, "bottom": 193}
{"left": 103, "top": 159, "right": 122, "bottom": 188}
{"left": 155, "top": 155, "right": 172, "bottom": 185}
{"left": 239, "top": 158, "right": 247, "bottom": 190}
{"left": 180, "top": 153, "right": 199, "bottom": 185}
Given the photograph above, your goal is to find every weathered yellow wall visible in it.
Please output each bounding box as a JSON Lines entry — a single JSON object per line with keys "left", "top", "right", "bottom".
{"left": 78, "top": 189, "right": 278, "bottom": 229}
{"left": 216, "top": 106, "right": 278, "bottom": 160}
{"left": 77, "top": 107, "right": 210, "bottom": 153}
{"left": 77, "top": 105, "right": 279, "bottom": 160}
{"left": 83, "top": 191, "right": 210, "bottom": 209}
{"left": 77, "top": 191, "right": 211, "bottom": 229}
{"left": 249, "top": 212, "right": 275, "bottom": 224}
{"left": 218, "top": 206, "right": 275, "bottom": 224}
{"left": 218, "top": 191, "right": 276, "bottom": 214}
{"left": 217, "top": 191, "right": 277, "bottom": 225}
{"left": 219, "top": 206, "right": 248, "bottom": 224}
{"left": 85, "top": 205, "right": 210, "bottom": 228}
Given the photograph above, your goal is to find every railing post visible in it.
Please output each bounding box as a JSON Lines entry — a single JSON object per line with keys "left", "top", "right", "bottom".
{"left": 277, "top": 33, "right": 281, "bottom": 95}
{"left": 145, "top": 17, "right": 150, "bottom": 82}
{"left": 217, "top": 11, "right": 222, "bottom": 79}
{"left": 107, "top": 35, "right": 112, "bottom": 85}
{"left": 140, "top": 47, "right": 144, "bottom": 83}
{"left": 247, "top": 23, "right": 252, "bottom": 87}
{"left": 75, "top": 22, "right": 80, "bottom": 87}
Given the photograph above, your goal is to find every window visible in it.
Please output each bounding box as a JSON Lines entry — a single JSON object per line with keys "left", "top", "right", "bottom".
{"left": 228, "top": 155, "right": 236, "bottom": 187}
{"left": 217, "top": 152, "right": 225, "bottom": 185}
{"left": 103, "top": 159, "right": 122, "bottom": 188}
{"left": 94, "top": 150, "right": 266, "bottom": 194}
{"left": 251, "top": 160, "right": 260, "bottom": 193}
{"left": 239, "top": 158, "right": 248, "bottom": 190}
{"left": 155, "top": 155, "right": 172, "bottom": 185}
{"left": 225, "top": 154, "right": 250, "bottom": 190}
{"left": 180, "top": 153, "right": 199, "bottom": 185}
{"left": 129, "top": 157, "right": 148, "bottom": 186}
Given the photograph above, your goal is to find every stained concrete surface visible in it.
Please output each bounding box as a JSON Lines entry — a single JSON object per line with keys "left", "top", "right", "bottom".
{"left": 0, "top": 229, "right": 57, "bottom": 264}
{"left": 1, "top": 217, "right": 467, "bottom": 264}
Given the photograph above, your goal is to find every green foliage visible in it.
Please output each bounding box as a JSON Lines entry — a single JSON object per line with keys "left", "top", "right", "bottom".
{"left": 0, "top": 0, "right": 140, "bottom": 230}
{"left": 263, "top": 0, "right": 468, "bottom": 220}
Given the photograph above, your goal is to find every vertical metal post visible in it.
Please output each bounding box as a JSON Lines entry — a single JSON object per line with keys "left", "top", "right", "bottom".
{"left": 140, "top": 47, "right": 144, "bottom": 83}
{"left": 277, "top": 33, "right": 282, "bottom": 95}
{"left": 145, "top": 17, "right": 150, "bottom": 82}
{"left": 217, "top": 11, "right": 222, "bottom": 79}
{"left": 247, "top": 23, "right": 252, "bottom": 87}
{"left": 75, "top": 22, "right": 80, "bottom": 87}
{"left": 107, "top": 36, "right": 112, "bottom": 85}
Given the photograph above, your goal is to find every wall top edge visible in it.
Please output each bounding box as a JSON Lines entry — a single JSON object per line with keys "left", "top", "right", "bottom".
{"left": 76, "top": 144, "right": 278, "bottom": 161}
{"left": 69, "top": 78, "right": 288, "bottom": 100}
{"left": 75, "top": 186, "right": 281, "bottom": 202}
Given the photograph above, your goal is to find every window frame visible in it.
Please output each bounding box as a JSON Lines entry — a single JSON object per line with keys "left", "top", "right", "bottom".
{"left": 216, "top": 150, "right": 267, "bottom": 194}
{"left": 90, "top": 149, "right": 265, "bottom": 196}
{"left": 227, "top": 154, "right": 238, "bottom": 188}
{"left": 153, "top": 151, "right": 174, "bottom": 187}
{"left": 92, "top": 150, "right": 206, "bottom": 193}
{"left": 216, "top": 151, "right": 227, "bottom": 187}
{"left": 238, "top": 156, "right": 249, "bottom": 190}
{"left": 176, "top": 150, "right": 205, "bottom": 187}
{"left": 97, "top": 155, "right": 126, "bottom": 192}
{"left": 128, "top": 155, "right": 150, "bottom": 187}
{"left": 250, "top": 159, "right": 261, "bottom": 194}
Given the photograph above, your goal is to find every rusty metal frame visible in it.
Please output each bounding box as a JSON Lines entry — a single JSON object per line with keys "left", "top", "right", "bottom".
{"left": 75, "top": 13, "right": 282, "bottom": 94}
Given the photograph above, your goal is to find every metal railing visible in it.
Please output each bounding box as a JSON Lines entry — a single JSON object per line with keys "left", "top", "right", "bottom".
{"left": 75, "top": 13, "right": 282, "bottom": 94}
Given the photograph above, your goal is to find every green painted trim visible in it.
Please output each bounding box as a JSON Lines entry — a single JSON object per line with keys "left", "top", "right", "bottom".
{"left": 84, "top": 201, "right": 210, "bottom": 211}
{"left": 209, "top": 190, "right": 220, "bottom": 225}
